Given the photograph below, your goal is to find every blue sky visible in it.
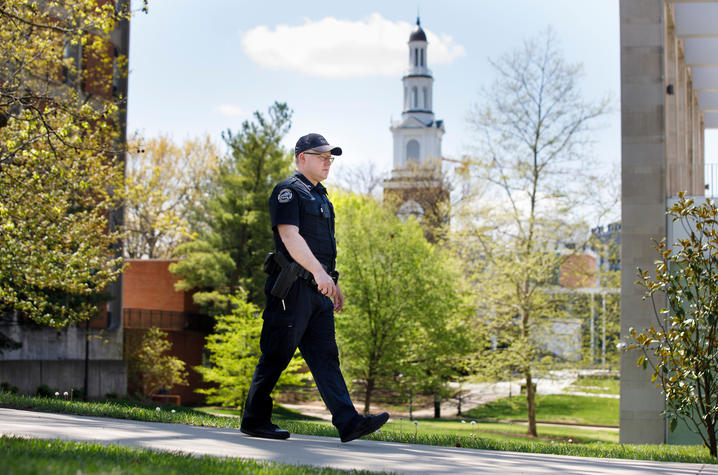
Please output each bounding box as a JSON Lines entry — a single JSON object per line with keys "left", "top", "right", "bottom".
{"left": 126, "top": 0, "right": 717, "bottom": 187}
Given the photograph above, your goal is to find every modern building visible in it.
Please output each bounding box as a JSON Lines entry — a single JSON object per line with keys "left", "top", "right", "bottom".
{"left": 383, "top": 18, "right": 449, "bottom": 237}
{"left": 619, "top": 0, "right": 717, "bottom": 445}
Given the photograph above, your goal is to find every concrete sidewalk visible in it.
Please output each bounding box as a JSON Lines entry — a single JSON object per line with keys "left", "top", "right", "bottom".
{"left": 1, "top": 408, "right": 715, "bottom": 474}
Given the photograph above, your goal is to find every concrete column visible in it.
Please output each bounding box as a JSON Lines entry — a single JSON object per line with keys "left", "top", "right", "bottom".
{"left": 664, "top": 8, "right": 677, "bottom": 183}
{"left": 693, "top": 94, "right": 704, "bottom": 195}
{"left": 677, "top": 54, "right": 687, "bottom": 192}
{"left": 619, "top": 0, "right": 667, "bottom": 445}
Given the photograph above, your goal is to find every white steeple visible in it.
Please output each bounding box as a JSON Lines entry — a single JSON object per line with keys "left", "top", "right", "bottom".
{"left": 390, "top": 16, "right": 444, "bottom": 174}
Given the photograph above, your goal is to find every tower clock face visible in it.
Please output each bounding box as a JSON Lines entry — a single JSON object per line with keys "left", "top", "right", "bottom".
{"left": 397, "top": 199, "right": 424, "bottom": 222}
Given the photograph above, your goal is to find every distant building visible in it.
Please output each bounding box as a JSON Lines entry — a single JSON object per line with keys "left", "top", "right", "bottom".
{"left": 591, "top": 222, "right": 621, "bottom": 274}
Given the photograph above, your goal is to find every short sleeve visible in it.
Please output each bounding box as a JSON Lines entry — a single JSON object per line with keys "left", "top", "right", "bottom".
{"left": 269, "top": 185, "right": 300, "bottom": 228}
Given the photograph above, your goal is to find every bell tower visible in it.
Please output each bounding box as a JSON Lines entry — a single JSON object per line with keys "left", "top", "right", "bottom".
{"left": 384, "top": 17, "right": 448, "bottom": 240}
{"left": 389, "top": 17, "right": 444, "bottom": 173}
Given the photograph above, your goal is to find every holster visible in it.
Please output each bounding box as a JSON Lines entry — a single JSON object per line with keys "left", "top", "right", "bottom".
{"left": 270, "top": 261, "right": 300, "bottom": 299}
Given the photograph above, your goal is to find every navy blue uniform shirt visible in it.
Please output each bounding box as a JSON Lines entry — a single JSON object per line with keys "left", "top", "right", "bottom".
{"left": 268, "top": 171, "right": 336, "bottom": 272}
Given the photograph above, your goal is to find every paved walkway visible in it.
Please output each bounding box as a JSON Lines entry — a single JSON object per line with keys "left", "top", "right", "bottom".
{"left": 1, "top": 408, "right": 715, "bottom": 474}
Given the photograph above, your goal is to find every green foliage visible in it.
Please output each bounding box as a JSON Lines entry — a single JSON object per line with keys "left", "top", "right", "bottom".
{"left": 195, "top": 292, "right": 307, "bottom": 411}
{"left": 0, "top": 1, "right": 130, "bottom": 326}
{"left": 35, "top": 384, "right": 56, "bottom": 398}
{"left": 171, "top": 102, "right": 293, "bottom": 310}
{"left": 130, "top": 327, "right": 188, "bottom": 397}
{"left": 333, "top": 191, "right": 479, "bottom": 413}
{"left": 0, "top": 382, "right": 18, "bottom": 394}
{"left": 630, "top": 193, "right": 718, "bottom": 457}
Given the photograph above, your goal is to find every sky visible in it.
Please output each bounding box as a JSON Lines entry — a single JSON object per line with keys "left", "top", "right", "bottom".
{"left": 126, "top": 0, "right": 718, "bottom": 189}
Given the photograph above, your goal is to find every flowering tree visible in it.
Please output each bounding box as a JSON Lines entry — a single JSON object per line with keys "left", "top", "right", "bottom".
{"left": 0, "top": 1, "right": 133, "bottom": 326}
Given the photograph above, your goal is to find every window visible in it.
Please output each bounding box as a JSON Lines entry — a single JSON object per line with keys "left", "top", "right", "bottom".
{"left": 414, "top": 48, "right": 418, "bottom": 66}
{"left": 420, "top": 48, "right": 424, "bottom": 67}
{"left": 423, "top": 87, "right": 428, "bottom": 109}
{"left": 412, "top": 87, "right": 418, "bottom": 108}
{"left": 406, "top": 139, "right": 420, "bottom": 163}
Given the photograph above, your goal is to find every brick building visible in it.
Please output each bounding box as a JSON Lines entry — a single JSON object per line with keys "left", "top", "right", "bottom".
{"left": 122, "top": 260, "right": 213, "bottom": 405}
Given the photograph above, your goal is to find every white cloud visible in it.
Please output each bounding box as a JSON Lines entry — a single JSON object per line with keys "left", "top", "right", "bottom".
{"left": 214, "top": 104, "right": 244, "bottom": 116}
{"left": 241, "top": 13, "right": 465, "bottom": 79}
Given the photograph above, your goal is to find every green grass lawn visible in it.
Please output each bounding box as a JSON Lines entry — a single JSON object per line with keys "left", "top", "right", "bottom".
{"left": 0, "top": 436, "right": 374, "bottom": 475}
{"left": 566, "top": 375, "right": 620, "bottom": 395}
{"left": 1, "top": 391, "right": 715, "bottom": 465}
{"left": 464, "top": 394, "right": 619, "bottom": 426}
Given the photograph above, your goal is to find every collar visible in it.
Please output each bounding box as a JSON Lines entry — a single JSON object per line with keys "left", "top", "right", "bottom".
{"left": 293, "top": 170, "right": 327, "bottom": 195}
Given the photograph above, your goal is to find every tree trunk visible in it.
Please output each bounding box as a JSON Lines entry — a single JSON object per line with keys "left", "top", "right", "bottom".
{"left": 363, "top": 377, "right": 374, "bottom": 415}
{"left": 434, "top": 394, "right": 441, "bottom": 419}
{"left": 707, "top": 414, "right": 717, "bottom": 458}
{"left": 409, "top": 389, "right": 414, "bottom": 420}
{"left": 525, "top": 370, "right": 537, "bottom": 437}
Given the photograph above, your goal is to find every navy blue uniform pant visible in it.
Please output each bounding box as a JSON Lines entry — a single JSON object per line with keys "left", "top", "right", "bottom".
{"left": 242, "top": 278, "right": 360, "bottom": 435}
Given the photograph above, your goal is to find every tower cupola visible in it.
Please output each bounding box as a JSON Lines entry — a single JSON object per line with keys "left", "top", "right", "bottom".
{"left": 388, "top": 16, "right": 444, "bottom": 173}
{"left": 409, "top": 17, "right": 427, "bottom": 42}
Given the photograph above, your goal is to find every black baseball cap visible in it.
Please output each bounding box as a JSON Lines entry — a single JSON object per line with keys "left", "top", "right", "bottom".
{"left": 295, "top": 133, "right": 342, "bottom": 157}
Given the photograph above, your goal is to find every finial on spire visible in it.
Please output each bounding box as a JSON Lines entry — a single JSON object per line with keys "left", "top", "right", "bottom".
{"left": 417, "top": 6, "right": 420, "bottom": 25}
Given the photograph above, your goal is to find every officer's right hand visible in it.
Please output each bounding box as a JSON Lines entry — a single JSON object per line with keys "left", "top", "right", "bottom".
{"left": 313, "top": 269, "right": 337, "bottom": 299}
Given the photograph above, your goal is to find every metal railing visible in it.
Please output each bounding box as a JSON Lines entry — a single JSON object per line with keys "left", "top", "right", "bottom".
{"left": 123, "top": 308, "right": 213, "bottom": 332}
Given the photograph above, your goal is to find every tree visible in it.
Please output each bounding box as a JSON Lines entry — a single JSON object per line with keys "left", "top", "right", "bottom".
{"left": 383, "top": 161, "right": 454, "bottom": 244}
{"left": 130, "top": 326, "right": 188, "bottom": 397}
{"left": 0, "top": 1, "right": 132, "bottom": 327}
{"left": 333, "top": 191, "right": 477, "bottom": 414}
{"left": 332, "top": 160, "right": 387, "bottom": 198}
{"left": 630, "top": 194, "right": 718, "bottom": 457}
{"left": 194, "top": 292, "right": 305, "bottom": 411}
{"left": 170, "top": 102, "right": 293, "bottom": 310}
{"left": 462, "top": 29, "right": 610, "bottom": 436}
{"left": 124, "top": 133, "right": 220, "bottom": 259}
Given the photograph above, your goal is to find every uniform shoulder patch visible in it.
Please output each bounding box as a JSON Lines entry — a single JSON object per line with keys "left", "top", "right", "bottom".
{"left": 277, "top": 188, "right": 293, "bottom": 203}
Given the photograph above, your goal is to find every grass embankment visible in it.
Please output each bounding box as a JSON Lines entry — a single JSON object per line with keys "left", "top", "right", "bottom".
{"left": 0, "top": 436, "right": 374, "bottom": 475}
{"left": 1, "top": 392, "right": 715, "bottom": 465}
{"left": 565, "top": 375, "right": 620, "bottom": 395}
{"left": 464, "top": 394, "right": 619, "bottom": 426}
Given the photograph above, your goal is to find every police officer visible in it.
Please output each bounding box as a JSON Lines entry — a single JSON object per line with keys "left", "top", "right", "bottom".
{"left": 240, "top": 133, "right": 389, "bottom": 442}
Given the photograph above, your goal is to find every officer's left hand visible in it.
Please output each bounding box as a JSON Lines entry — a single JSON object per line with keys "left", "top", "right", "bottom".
{"left": 333, "top": 284, "right": 344, "bottom": 312}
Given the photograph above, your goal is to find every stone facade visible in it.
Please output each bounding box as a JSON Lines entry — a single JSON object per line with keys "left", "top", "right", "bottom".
{"left": 619, "top": 0, "right": 712, "bottom": 444}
